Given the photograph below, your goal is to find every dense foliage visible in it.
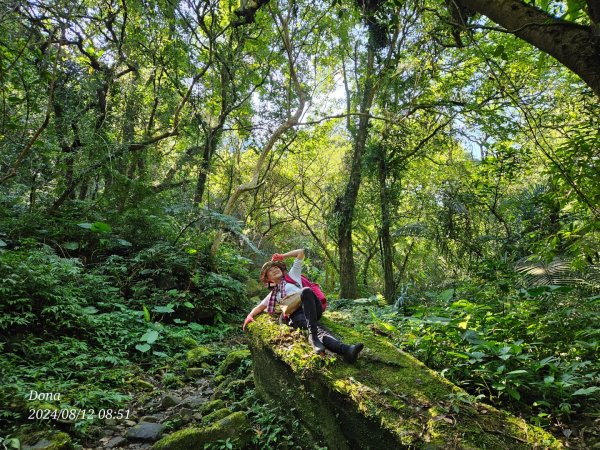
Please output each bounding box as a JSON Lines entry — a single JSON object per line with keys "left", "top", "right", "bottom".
{"left": 1, "top": 0, "right": 599, "bottom": 447}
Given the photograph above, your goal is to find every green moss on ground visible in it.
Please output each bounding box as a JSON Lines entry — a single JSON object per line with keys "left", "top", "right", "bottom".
{"left": 186, "top": 345, "right": 213, "bottom": 366}
{"left": 216, "top": 349, "right": 251, "bottom": 376}
{"left": 19, "top": 431, "right": 73, "bottom": 450}
{"left": 246, "top": 313, "right": 562, "bottom": 449}
{"left": 151, "top": 411, "right": 250, "bottom": 450}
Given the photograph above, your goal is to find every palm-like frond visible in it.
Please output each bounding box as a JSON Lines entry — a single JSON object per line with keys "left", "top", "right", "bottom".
{"left": 515, "top": 257, "right": 600, "bottom": 291}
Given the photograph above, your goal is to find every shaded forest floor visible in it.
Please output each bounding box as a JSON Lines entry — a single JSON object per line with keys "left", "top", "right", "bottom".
{"left": 3, "top": 313, "right": 599, "bottom": 449}
{"left": 1, "top": 238, "right": 598, "bottom": 448}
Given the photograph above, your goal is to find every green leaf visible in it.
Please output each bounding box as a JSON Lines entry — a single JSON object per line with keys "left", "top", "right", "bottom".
{"left": 188, "top": 322, "right": 205, "bottom": 331}
{"left": 438, "top": 289, "right": 454, "bottom": 302}
{"left": 91, "top": 222, "right": 112, "bottom": 233}
{"left": 116, "top": 239, "right": 132, "bottom": 247}
{"left": 63, "top": 242, "right": 80, "bottom": 250}
{"left": 135, "top": 344, "right": 151, "bottom": 352}
{"left": 82, "top": 306, "right": 99, "bottom": 315}
{"left": 78, "top": 222, "right": 93, "bottom": 229}
{"left": 153, "top": 305, "right": 175, "bottom": 313}
{"left": 572, "top": 386, "right": 600, "bottom": 396}
{"left": 506, "top": 370, "right": 528, "bottom": 376}
{"left": 143, "top": 305, "right": 151, "bottom": 322}
{"left": 140, "top": 330, "right": 159, "bottom": 344}
{"left": 0, "top": 239, "right": 7, "bottom": 247}
{"left": 183, "top": 301, "right": 194, "bottom": 308}
{"left": 492, "top": 45, "right": 505, "bottom": 58}
{"left": 506, "top": 388, "right": 521, "bottom": 400}
{"left": 152, "top": 351, "right": 168, "bottom": 357}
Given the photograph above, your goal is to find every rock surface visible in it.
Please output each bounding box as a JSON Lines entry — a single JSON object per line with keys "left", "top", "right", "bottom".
{"left": 151, "top": 411, "right": 251, "bottom": 450}
{"left": 125, "top": 422, "right": 164, "bottom": 442}
{"left": 246, "top": 313, "right": 563, "bottom": 449}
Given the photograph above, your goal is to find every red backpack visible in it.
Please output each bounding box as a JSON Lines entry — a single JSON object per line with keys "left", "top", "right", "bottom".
{"left": 284, "top": 274, "right": 327, "bottom": 312}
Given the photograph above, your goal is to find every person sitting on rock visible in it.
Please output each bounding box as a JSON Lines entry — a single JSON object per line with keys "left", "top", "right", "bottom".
{"left": 242, "top": 248, "right": 364, "bottom": 363}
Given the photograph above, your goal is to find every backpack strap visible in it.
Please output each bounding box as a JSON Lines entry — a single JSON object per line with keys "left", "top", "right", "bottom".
{"left": 284, "top": 274, "right": 302, "bottom": 288}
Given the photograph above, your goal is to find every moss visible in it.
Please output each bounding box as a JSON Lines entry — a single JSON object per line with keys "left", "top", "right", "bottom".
{"left": 180, "top": 336, "right": 199, "bottom": 349}
{"left": 199, "top": 399, "right": 225, "bottom": 415}
{"left": 216, "top": 349, "right": 251, "bottom": 376}
{"left": 246, "top": 314, "right": 563, "bottom": 449}
{"left": 20, "top": 431, "right": 73, "bottom": 450}
{"left": 151, "top": 412, "right": 250, "bottom": 450}
{"left": 184, "top": 367, "right": 205, "bottom": 379}
{"left": 186, "top": 345, "right": 213, "bottom": 366}
{"left": 213, "top": 374, "right": 225, "bottom": 384}
{"left": 201, "top": 407, "right": 232, "bottom": 424}
{"left": 128, "top": 378, "right": 154, "bottom": 391}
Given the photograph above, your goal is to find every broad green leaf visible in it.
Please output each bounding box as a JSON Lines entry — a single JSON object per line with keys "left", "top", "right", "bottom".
{"left": 82, "top": 306, "right": 99, "bottom": 315}
{"left": 135, "top": 344, "right": 151, "bottom": 352}
{"left": 63, "top": 242, "right": 79, "bottom": 250}
{"left": 91, "top": 222, "right": 112, "bottom": 233}
{"left": 506, "top": 388, "right": 521, "bottom": 400}
{"left": 153, "top": 305, "right": 175, "bottom": 313}
{"left": 141, "top": 330, "right": 159, "bottom": 344}
{"left": 572, "top": 386, "right": 600, "bottom": 396}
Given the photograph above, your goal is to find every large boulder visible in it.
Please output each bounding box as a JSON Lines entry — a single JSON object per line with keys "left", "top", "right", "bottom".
{"left": 151, "top": 411, "right": 250, "bottom": 450}
{"left": 246, "top": 313, "right": 563, "bottom": 449}
{"left": 18, "top": 431, "right": 73, "bottom": 450}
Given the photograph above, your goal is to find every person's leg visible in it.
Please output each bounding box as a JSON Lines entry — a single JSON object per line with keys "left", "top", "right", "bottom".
{"left": 297, "top": 288, "right": 325, "bottom": 353}
{"left": 316, "top": 323, "right": 364, "bottom": 363}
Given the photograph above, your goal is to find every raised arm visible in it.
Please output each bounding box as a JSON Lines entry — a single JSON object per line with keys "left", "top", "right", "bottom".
{"left": 272, "top": 248, "right": 304, "bottom": 261}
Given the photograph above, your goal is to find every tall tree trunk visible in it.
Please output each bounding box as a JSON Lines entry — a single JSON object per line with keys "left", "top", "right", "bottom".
{"left": 377, "top": 144, "right": 396, "bottom": 304}
{"left": 335, "top": 37, "right": 377, "bottom": 299}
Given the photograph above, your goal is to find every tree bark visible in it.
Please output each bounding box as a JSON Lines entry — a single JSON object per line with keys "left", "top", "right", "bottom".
{"left": 377, "top": 144, "right": 396, "bottom": 304}
{"left": 334, "top": 39, "right": 376, "bottom": 299}
{"left": 457, "top": 0, "right": 600, "bottom": 97}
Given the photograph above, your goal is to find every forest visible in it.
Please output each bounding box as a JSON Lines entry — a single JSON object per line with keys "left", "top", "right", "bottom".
{"left": 1, "top": 0, "right": 599, "bottom": 448}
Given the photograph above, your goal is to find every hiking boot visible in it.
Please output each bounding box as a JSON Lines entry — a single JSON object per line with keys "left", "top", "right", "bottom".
{"left": 342, "top": 343, "right": 364, "bottom": 364}
{"left": 308, "top": 333, "right": 326, "bottom": 355}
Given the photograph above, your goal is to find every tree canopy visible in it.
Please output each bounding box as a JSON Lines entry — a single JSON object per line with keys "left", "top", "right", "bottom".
{"left": 1, "top": 0, "right": 599, "bottom": 447}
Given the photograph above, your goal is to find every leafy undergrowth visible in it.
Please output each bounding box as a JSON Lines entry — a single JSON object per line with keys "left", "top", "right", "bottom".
{"left": 329, "top": 283, "right": 600, "bottom": 447}
{"left": 0, "top": 235, "right": 326, "bottom": 449}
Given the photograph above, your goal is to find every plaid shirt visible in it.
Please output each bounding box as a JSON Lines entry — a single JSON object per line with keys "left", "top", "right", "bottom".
{"left": 267, "top": 279, "right": 287, "bottom": 314}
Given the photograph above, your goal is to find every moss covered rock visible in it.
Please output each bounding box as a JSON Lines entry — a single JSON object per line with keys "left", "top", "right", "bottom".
{"left": 201, "top": 407, "right": 232, "bottom": 424}
{"left": 151, "top": 411, "right": 251, "bottom": 450}
{"left": 216, "top": 349, "right": 251, "bottom": 376}
{"left": 199, "top": 399, "right": 225, "bottom": 415}
{"left": 246, "top": 314, "right": 563, "bottom": 449}
{"left": 186, "top": 346, "right": 213, "bottom": 366}
{"left": 19, "top": 431, "right": 73, "bottom": 450}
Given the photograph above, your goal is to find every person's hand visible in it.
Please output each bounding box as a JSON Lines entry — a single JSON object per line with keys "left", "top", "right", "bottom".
{"left": 242, "top": 314, "right": 254, "bottom": 331}
{"left": 271, "top": 253, "right": 284, "bottom": 261}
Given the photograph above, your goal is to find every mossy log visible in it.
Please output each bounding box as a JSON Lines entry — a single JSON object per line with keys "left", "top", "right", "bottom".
{"left": 246, "top": 312, "right": 562, "bottom": 449}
